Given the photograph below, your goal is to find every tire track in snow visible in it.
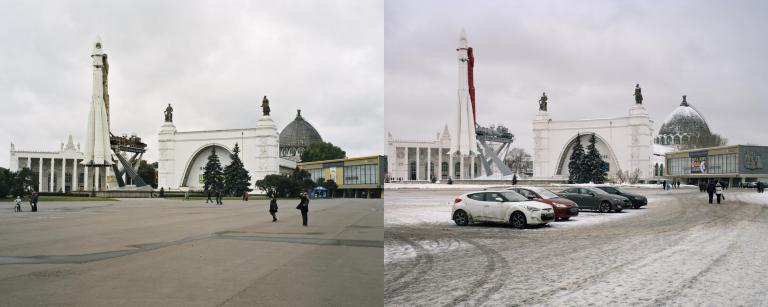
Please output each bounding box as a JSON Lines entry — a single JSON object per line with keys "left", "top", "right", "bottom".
{"left": 444, "top": 238, "right": 509, "bottom": 307}
{"left": 384, "top": 233, "right": 434, "bottom": 300}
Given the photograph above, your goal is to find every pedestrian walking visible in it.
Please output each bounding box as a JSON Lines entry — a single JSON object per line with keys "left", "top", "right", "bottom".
{"left": 14, "top": 195, "right": 22, "bottom": 212}
{"left": 243, "top": 190, "right": 249, "bottom": 202}
{"left": 216, "top": 190, "right": 223, "bottom": 205}
{"left": 269, "top": 193, "right": 278, "bottom": 222}
{"left": 676, "top": 181, "right": 680, "bottom": 189}
{"left": 715, "top": 181, "right": 724, "bottom": 204}
{"left": 206, "top": 189, "right": 213, "bottom": 204}
{"left": 31, "top": 192, "right": 38, "bottom": 212}
{"left": 706, "top": 181, "right": 716, "bottom": 204}
{"left": 295, "top": 192, "right": 309, "bottom": 226}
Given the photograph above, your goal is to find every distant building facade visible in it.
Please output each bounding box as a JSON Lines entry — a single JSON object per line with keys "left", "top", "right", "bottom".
{"left": 665, "top": 145, "right": 768, "bottom": 186}
{"left": 298, "top": 155, "right": 386, "bottom": 198}
{"left": 9, "top": 136, "right": 87, "bottom": 193}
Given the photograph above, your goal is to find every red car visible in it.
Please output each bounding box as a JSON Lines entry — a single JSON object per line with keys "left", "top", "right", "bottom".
{"left": 507, "top": 187, "right": 579, "bottom": 221}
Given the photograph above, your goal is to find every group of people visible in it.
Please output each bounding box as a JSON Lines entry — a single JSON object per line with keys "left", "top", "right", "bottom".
{"left": 661, "top": 180, "right": 681, "bottom": 190}
{"left": 13, "top": 192, "right": 39, "bottom": 212}
{"left": 267, "top": 192, "right": 310, "bottom": 226}
{"left": 704, "top": 181, "right": 726, "bottom": 204}
{"left": 206, "top": 190, "right": 225, "bottom": 205}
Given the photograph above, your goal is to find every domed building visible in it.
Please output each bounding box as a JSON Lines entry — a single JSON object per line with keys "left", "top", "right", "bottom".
{"left": 279, "top": 109, "right": 323, "bottom": 162}
{"left": 655, "top": 95, "right": 713, "bottom": 150}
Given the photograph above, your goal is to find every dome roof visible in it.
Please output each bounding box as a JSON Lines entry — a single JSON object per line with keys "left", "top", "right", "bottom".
{"left": 279, "top": 110, "right": 323, "bottom": 148}
{"left": 658, "top": 96, "right": 711, "bottom": 136}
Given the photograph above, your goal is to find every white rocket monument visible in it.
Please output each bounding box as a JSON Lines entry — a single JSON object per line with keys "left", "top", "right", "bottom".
{"left": 451, "top": 29, "right": 478, "bottom": 157}
{"left": 81, "top": 36, "right": 113, "bottom": 191}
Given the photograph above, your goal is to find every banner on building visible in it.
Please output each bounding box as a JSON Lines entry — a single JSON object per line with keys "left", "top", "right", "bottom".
{"left": 689, "top": 150, "right": 708, "bottom": 174}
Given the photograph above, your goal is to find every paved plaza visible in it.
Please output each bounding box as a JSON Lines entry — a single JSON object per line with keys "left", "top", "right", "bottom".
{"left": 0, "top": 198, "right": 383, "bottom": 306}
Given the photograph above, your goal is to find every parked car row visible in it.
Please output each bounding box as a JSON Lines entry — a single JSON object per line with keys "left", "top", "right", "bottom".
{"left": 451, "top": 185, "right": 648, "bottom": 228}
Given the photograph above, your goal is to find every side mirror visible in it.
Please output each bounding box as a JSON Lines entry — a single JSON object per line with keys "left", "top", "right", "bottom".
{"left": 495, "top": 197, "right": 504, "bottom": 202}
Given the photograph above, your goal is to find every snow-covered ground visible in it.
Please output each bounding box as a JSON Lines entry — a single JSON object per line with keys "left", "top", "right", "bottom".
{"left": 385, "top": 188, "right": 768, "bottom": 306}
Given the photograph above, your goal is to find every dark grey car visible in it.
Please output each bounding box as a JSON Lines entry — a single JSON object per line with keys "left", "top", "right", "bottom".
{"left": 557, "top": 187, "right": 630, "bottom": 213}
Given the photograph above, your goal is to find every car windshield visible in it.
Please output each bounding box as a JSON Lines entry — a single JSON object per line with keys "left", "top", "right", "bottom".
{"left": 500, "top": 191, "right": 528, "bottom": 202}
{"left": 531, "top": 188, "right": 558, "bottom": 199}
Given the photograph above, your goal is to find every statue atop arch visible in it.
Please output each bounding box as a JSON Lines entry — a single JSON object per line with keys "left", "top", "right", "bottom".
{"left": 538, "top": 92, "right": 548, "bottom": 111}
{"left": 634, "top": 84, "right": 643, "bottom": 104}
{"left": 261, "top": 96, "right": 271, "bottom": 116}
{"left": 164, "top": 103, "right": 173, "bottom": 122}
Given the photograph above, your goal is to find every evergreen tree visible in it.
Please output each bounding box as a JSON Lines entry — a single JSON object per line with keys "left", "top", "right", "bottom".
{"left": 223, "top": 143, "right": 252, "bottom": 196}
{"left": 203, "top": 147, "right": 224, "bottom": 192}
{"left": 584, "top": 134, "right": 608, "bottom": 183}
{"left": 568, "top": 134, "right": 586, "bottom": 183}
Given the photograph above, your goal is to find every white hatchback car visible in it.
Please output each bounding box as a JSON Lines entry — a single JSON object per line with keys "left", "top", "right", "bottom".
{"left": 452, "top": 190, "right": 555, "bottom": 228}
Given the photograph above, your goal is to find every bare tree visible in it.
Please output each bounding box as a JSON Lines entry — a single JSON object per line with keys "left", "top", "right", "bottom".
{"left": 629, "top": 168, "right": 641, "bottom": 184}
{"left": 504, "top": 148, "right": 531, "bottom": 174}
{"left": 615, "top": 169, "right": 626, "bottom": 184}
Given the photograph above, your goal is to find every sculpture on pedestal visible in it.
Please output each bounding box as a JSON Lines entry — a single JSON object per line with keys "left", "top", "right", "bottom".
{"left": 634, "top": 84, "right": 643, "bottom": 105}
{"left": 164, "top": 104, "right": 173, "bottom": 122}
{"left": 538, "top": 92, "right": 548, "bottom": 112}
{"left": 262, "top": 96, "right": 271, "bottom": 116}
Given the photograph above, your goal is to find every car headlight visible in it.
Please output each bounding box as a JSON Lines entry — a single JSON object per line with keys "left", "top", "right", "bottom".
{"left": 525, "top": 206, "right": 541, "bottom": 212}
{"left": 554, "top": 203, "right": 567, "bottom": 208}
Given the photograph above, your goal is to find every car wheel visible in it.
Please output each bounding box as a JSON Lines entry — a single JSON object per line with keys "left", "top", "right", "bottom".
{"left": 561, "top": 216, "right": 570, "bottom": 221}
{"left": 453, "top": 210, "right": 469, "bottom": 226}
{"left": 632, "top": 204, "right": 640, "bottom": 209}
{"left": 599, "top": 201, "right": 611, "bottom": 213}
{"left": 614, "top": 208, "right": 623, "bottom": 213}
{"left": 509, "top": 211, "right": 527, "bottom": 229}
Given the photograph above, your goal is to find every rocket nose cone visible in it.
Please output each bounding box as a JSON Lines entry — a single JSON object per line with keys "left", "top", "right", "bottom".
{"left": 93, "top": 35, "right": 103, "bottom": 53}
{"left": 458, "top": 28, "right": 468, "bottom": 47}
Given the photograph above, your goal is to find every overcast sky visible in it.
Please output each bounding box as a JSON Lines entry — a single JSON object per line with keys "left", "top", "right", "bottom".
{"left": 385, "top": 0, "right": 768, "bottom": 152}
{"left": 0, "top": 0, "right": 383, "bottom": 168}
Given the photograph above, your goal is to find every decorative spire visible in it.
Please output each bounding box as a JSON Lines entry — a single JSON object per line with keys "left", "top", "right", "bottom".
{"left": 296, "top": 109, "right": 302, "bottom": 118}
{"left": 680, "top": 95, "right": 689, "bottom": 107}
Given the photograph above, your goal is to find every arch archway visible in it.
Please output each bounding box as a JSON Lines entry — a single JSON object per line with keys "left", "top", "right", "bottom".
{"left": 180, "top": 143, "right": 234, "bottom": 189}
{"left": 555, "top": 133, "right": 620, "bottom": 177}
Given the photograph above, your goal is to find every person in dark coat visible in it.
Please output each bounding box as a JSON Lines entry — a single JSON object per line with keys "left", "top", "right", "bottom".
{"left": 269, "top": 193, "right": 278, "bottom": 222}
{"left": 706, "top": 181, "right": 716, "bottom": 204}
{"left": 296, "top": 192, "right": 309, "bottom": 226}
{"left": 31, "top": 192, "right": 38, "bottom": 212}
{"left": 206, "top": 189, "right": 213, "bottom": 204}
{"left": 715, "top": 181, "right": 724, "bottom": 204}
{"left": 216, "top": 190, "right": 223, "bottom": 205}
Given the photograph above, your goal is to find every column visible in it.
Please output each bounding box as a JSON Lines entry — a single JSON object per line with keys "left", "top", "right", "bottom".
{"left": 38, "top": 158, "right": 43, "bottom": 192}
{"left": 470, "top": 155, "right": 475, "bottom": 179}
{"left": 50, "top": 158, "right": 55, "bottom": 192}
{"left": 84, "top": 167, "right": 90, "bottom": 190}
{"left": 95, "top": 167, "right": 101, "bottom": 191}
{"left": 437, "top": 148, "right": 442, "bottom": 180}
{"left": 61, "top": 158, "right": 66, "bottom": 193}
{"left": 449, "top": 154, "right": 454, "bottom": 179}
{"left": 459, "top": 155, "right": 464, "bottom": 179}
{"left": 415, "top": 147, "right": 420, "bottom": 180}
{"left": 404, "top": 147, "right": 409, "bottom": 180}
{"left": 73, "top": 160, "right": 78, "bottom": 191}
{"left": 427, "top": 147, "right": 431, "bottom": 181}
{"left": 27, "top": 157, "right": 31, "bottom": 169}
